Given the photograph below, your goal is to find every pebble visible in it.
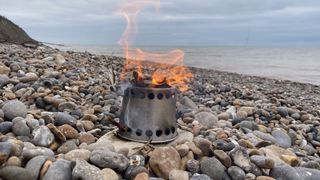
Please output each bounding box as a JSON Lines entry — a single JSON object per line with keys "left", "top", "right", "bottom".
{"left": 200, "top": 157, "right": 225, "bottom": 180}
{"left": 194, "top": 111, "right": 218, "bottom": 129}
{"left": 213, "top": 149, "right": 232, "bottom": 168}
{"left": 250, "top": 155, "right": 275, "bottom": 169}
{"left": 0, "top": 121, "right": 13, "bottom": 134}
{"left": 272, "top": 129, "right": 292, "bottom": 148}
{"left": 0, "top": 166, "right": 33, "bottom": 180}
{"left": 25, "top": 155, "right": 49, "bottom": 180}
{"left": 58, "top": 102, "right": 77, "bottom": 112}
{"left": 6, "top": 156, "right": 21, "bottom": 166}
{"left": 12, "top": 117, "right": 30, "bottom": 136}
{"left": 31, "top": 126, "right": 55, "bottom": 147}
{"left": 2, "top": 100, "right": 27, "bottom": 120}
{"left": 57, "top": 140, "right": 78, "bottom": 154}
{"left": 54, "top": 112, "right": 77, "bottom": 126}
{"left": 229, "top": 146, "right": 251, "bottom": 172}
{"left": 78, "top": 132, "right": 96, "bottom": 144}
{"left": 72, "top": 159, "right": 104, "bottom": 180}
{"left": 176, "top": 144, "right": 189, "bottom": 157}
{"left": 90, "top": 149, "right": 129, "bottom": 172}
{"left": 169, "top": 169, "right": 189, "bottom": 180}
{"left": 65, "top": 149, "right": 91, "bottom": 161}
{"left": 191, "top": 173, "right": 211, "bottom": 180}
{"left": 133, "top": 172, "right": 149, "bottom": 180}
{"left": 277, "top": 107, "right": 288, "bottom": 117}
{"left": 149, "top": 146, "right": 181, "bottom": 179}
{"left": 101, "top": 168, "right": 119, "bottom": 180}
{"left": 57, "top": 124, "right": 79, "bottom": 139}
{"left": 42, "top": 159, "right": 72, "bottom": 180}
{"left": 22, "top": 142, "right": 55, "bottom": 160}
{"left": 186, "top": 159, "right": 200, "bottom": 174}
{"left": 47, "top": 123, "right": 66, "bottom": 142}
{"left": 238, "top": 121, "right": 259, "bottom": 131}
{"left": 227, "top": 166, "right": 245, "bottom": 180}
{"left": 0, "top": 142, "right": 13, "bottom": 165}
{"left": 124, "top": 165, "right": 148, "bottom": 179}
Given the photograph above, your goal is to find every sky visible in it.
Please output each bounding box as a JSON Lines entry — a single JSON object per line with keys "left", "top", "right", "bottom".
{"left": 1, "top": 0, "right": 320, "bottom": 46}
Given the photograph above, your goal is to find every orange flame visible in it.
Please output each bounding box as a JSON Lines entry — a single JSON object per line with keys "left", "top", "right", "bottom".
{"left": 118, "top": 0, "right": 192, "bottom": 91}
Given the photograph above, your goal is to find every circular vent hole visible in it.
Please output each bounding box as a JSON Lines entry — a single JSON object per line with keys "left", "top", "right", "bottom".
{"left": 127, "top": 128, "right": 132, "bottom": 133}
{"left": 165, "top": 128, "right": 170, "bottom": 135}
{"left": 148, "top": 93, "right": 155, "bottom": 99}
{"left": 165, "top": 92, "right": 171, "bottom": 99}
{"left": 136, "top": 129, "right": 142, "bottom": 136}
{"left": 146, "top": 130, "right": 153, "bottom": 137}
{"left": 139, "top": 92, "right": 145, "bottom": 99}
{"left": 157, "top": 93, "right": 163, "bottom": 99}
{"left": 156, "top": 130, "right": 163, "bottom": 137}
{"left": 131, "top": 89, "right": 135, "bottom": 96}
{"left": 171, "top": 127, "right": 176, "bottom": 134}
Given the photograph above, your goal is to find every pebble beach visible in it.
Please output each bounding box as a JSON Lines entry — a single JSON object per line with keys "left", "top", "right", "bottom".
{"left": 0, "top": 43, "right": 320, "bottom": 180}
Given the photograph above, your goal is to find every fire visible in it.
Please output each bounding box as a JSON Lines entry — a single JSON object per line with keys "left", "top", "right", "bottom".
{"left": 118, "top": 0, "right": 192, "bottom": 91}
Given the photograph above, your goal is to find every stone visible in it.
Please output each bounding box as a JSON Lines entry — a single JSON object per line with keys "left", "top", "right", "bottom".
{"left": 86, "top": 140, "right": 115, "bottom": 152}
{"left": 238, "top": 106, "right": 255, "bottom": 116}
{"left": 57, "top": 140, "right": 78, "bottom": 154}
{"left": 176, "top": 144, "right": 189, "bottom": 157}
{"left": 2, "top": 100, "right": 27, "bottom": 120}
{"left": 181, "top": 96, "right": 198, "bottom": 109}
{"left": 39, "top": 160, "right": 52, "bottom": 179}
{"left": 25, "top": 155, "right": 49, "bottom": 180}
{"left": 0, "top": 121, "right": 13, "bottom": 134}
{"left": 22, "top": 142, "right": 55, "bottom": 160}
{"left": 55, "top": 53, "right": 66, "bottom": 64}
{"left": 124, "top": 166, "right": 148, "bottom": 179}
{"left": 54, "top": 112, "right": 77, "bottom": 126}
{"left": 301, "top": 114, "right": 311, "bottom": 121}
{"left": 291, "top": 112, "right": 300, "bottom": 120}
{"left": 191, "top": 173, "right": 211, "bottom": 180}
{"left": 72, "top": 159, "right": 104, "bottom": 180}
{"left": 295, "top": 167, "right": 320, "bottom": 179}
{"left": 129, "top": 155, "right": 145, "bottom": 166}
{"left": 270, "top": 165, "right": 301, "bottom": 180}
{"left": 0, "top": 64, "right": 10, "bottom": 75}
{"left": 253, "top": 131, "right": 277, "bottom": 143}
{"left": 6, "top": 156, "right": 21, "bottom": 166}
{"left": 301, "top": 161, "right": 320, "bottom": 170}
{"left": 261, "top": 145, "right": 298, "bottom": 166}
{"left": 227, "top": 166, "right": 245, "bottom": 180}
{"left": 47, "top": 123, "right": 66, "bottom": 142}
{"left": 277, "top": 107, "right": 288, "bottom": 117}
{"left": 149, "top": 146, "right": 181, "bottom": 179}
{"left": 19, "top": 72, "right": 39, "bottom": 83}
{"left": 133, "top": 172, "right": 149, "bottom": 180}
{"left": 218, "top": 112, "right": 230, "bottom": 120}
{"left": 194, "top": 111, "right": 218, "bottom": 129}
{"left": 26, "top": 118, "right": 40, "bottom": 131}
{"left": 169, "top": 169, "right": 189, "bottom": 180}
{"left": 65, "top": 149, "right": 91, "bottom": 161}
{"left": 31, "top": 126, "right": 55, "bottom": 147}
{"left": 57, "top": 124, "right": 79, "bottom": 139}
{"left": 250, "top": 155, "right": 275, "bottom": 169}
{"left": 200, "top": 157, "right": 225, "bottom": 180}
{"left": 81, "top": 120, "right": 95, "bottom": 131}
{"left": 213, "top": 149, "right": 232, "bottom": 168}
{"left": 0, "top": 75, "right": 9, "bottom": 87}
{"left": 0, "top": 142, "right": 13, "bottom": 165}
{"left": 169, "top": 131, "right": 194, "bottom": 146}
{"left": 186, "top": 159, "right": 200, "bottom": 174}
{"left": 43, "top": 159, "right": 72, "bottom": 180}
{"left": 78, "top": 132, "right": 96, "bottom": 144}
{"left": 193, "top": 137, "right": 212, "bottom": 156}
{"left": 238, "top": 121, "right": 259, "bottom": 131}
{"left": 12, "top": 117, "right": 30, "bottom": 136}
{"left": 101, "top": 168, "right": 119, "bottom": 180}
{"left": 272, "top": 129, "right": 292, "bottom": 148}
{"left": 229, "top": 146, "right": 251, "bottom": 172}
{"left": 58, "top": 102, "right": 77, "bottom": 112}
{"left": 280, "top": 154, "right": 300, "bottom": 166}
{"left": 90, "top": 149, "right": 129, "bottom": 172}
{"left": 0, "top": 166, "right": 33, "bottom": 180}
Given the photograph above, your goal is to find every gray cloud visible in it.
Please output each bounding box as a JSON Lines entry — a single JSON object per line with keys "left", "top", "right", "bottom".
{"left": 1, "top": 0, "right": 320, "bottom": 46}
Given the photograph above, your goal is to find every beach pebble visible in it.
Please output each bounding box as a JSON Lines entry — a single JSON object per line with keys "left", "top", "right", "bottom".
{"left": 169, "top": 169, "right": 189, "bottom": 180}
{"left": 229, "top": 146, "right": 251, "bottom": 172}
{"left": 54, "top": 112, "right": 77, "bottom": 126}
{"left": 19, "top": 72, "right": 39, "bottom": 83}
{"left": 42, "top": 159, "right": 72, "bottom": 180}
{"left": 191, "top": 173, "right": 211, "bottom": 180}
{"left": 101, "top": 168, "right": 119, "bottom": 180}
{"left": 57, "top": 140, "right": 78, "bottom": 154}
{"left": 2, "top": 100, "right": 27, "bottom": 120}
{"left": 200, "top": 157, "right": 225, "bottom": 180}
{"left": 31, "top": 126, "right": 55, "bottom": 147}
{"left": 57, "top": 124, "right": 79, "bottom": 139}
{"left": 0, "top": 64, "right": 10, "bottom": 75}
{"left": 0, "top": 166, "right": 33, "bottom": 180}
{"left": 277, "top": 107, "right": 288, "bottom": 117}
{"left": 25, "top": 155, "right": 49, "bottom": 180}
{"left": 6, "top": 156, "right": 21, "bottom": 166}
{"left": 90, "top": 149, "right": 129, "bottom": 172}
{"left": 0, "top": 142, "right": 13, "bottom": 165}
{"left": 272, "top": 129, "right": 292, "bottom": 148}
{"left": 149, "top": 146, "right": 181, "bottom": 179}
{"left": 12, "top": 117, "right": 30, "bottom": 136}
{"left": 72, "top": 159, "right": 104, "bottom": 180}
{"left": 78, "top": 132, "right": 96, "bottom": 144}
{"left": 186, "top": 159, "right": 200, "bottom": 174}
{"left": 227, "top": 166, "right": 245, "bottom": 180}
{"left": 213, "top": 150, "right": 232, "bottom": 168}
{"left": 250, "top": 155, "right": 275, "bottom": 169}
{"left": 124, "top": 165, "right": 148, "bottom": 179}
{"left": 194, "top": 111, "right": 218, "bottom": 129}
{"left": 65, "top": 149, "right": 91, "bottom": 161}
{"left": 58, "top": 102, "right": 77, "bottom": 112}
{"left": 22, "top": 142, "right": 54, "bottom": 160}
{"left": 0, "top": 121, "right": 13, "bottom": 134}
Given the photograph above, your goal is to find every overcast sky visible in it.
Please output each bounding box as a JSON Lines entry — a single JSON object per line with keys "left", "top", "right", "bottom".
{"left": 1, "top": 0, "right": 320, "bottom": 46}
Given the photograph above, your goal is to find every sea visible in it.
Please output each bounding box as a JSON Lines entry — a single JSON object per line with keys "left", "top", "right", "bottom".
{"left": 53, "top": 45, "right": 320, "bottom": 86}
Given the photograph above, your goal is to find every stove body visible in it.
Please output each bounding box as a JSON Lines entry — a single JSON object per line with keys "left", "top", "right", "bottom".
{"left": 118, "top": 85, "right": 178, "bottom": 143}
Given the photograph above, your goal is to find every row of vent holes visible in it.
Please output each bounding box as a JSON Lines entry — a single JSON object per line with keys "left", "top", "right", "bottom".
{"left": 127, "top": 127, "right": 176, "bottom": 137}
{"left": 131, "top": 90, "right": 175, "bottom": 100}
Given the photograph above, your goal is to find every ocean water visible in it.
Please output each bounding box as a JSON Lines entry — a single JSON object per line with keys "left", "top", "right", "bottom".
{"left": 54, "top": 45, "right": 320, "bottom": 85}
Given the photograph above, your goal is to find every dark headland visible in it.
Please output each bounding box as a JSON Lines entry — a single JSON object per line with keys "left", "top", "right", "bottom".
{"left": 0, "top": 17, "right": 320, "bottom": 180}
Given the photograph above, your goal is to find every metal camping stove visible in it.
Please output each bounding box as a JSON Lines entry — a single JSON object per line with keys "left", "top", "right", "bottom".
{"left": 118, "top": 85, "right": 178, "bottom": 143}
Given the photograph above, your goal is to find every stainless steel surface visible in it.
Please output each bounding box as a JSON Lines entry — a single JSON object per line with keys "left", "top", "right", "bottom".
{"left": 118, "top": 85, "right": 178, "bottom": 143}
